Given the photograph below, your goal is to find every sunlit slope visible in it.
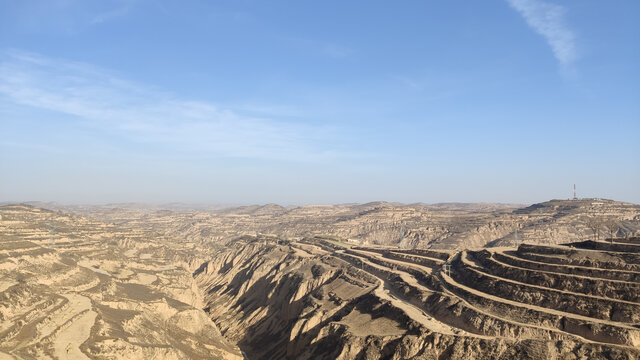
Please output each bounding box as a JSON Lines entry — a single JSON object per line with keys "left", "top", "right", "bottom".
{"left": 195, "top": 236, "right": 640, "bottom": 359}
{"left": 0, "top": 205, "right": 242, "bottom": 360}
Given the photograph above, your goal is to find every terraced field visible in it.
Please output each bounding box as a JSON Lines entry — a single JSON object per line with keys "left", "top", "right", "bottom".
{"left": 192, "top": 234, "right": 640, "bottom": 359}
{"left": 0, "top": 205, "right": 242, "bottom": 359}
{"left": 325, "top": 239, "right": 640, "bottom": 357}
{"left": 2, "top": 203, "right": 639, "bottom": 359}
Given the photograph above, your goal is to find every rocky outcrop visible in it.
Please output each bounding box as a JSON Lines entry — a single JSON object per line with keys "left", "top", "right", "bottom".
{"left": 195, "top": 237, "right": 640, "bottom": 359}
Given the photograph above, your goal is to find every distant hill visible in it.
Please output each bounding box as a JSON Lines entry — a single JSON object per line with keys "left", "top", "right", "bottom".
{"left": 55, "top": 198, "right": 639, "bottom": 250}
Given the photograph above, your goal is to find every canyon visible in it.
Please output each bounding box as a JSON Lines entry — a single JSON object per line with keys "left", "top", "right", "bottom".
{"left": 1, "top": 199, "right": 639, "bottom": 359}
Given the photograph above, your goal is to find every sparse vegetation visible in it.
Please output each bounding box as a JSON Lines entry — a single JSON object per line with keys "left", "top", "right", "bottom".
{"left": 604, "top": 217, "right": 621, "bottom": 243}
{"left": 585, "top": 216, "right": 604, "bottom": 241}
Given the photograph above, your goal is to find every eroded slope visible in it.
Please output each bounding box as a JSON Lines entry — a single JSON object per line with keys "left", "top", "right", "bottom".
{"left": 195, "top": 236, "right": 640, "bottom": 359}
{"left": 0, "top": 205, "right": 241, "bottom": 360}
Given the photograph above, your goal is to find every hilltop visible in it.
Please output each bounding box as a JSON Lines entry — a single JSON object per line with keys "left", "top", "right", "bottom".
{"left": 56, "top": 198, "right": 640, "bottom": 250}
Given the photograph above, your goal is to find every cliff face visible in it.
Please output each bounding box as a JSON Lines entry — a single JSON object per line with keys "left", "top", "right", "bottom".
{"left": 194, "top": 240, "right": 383, "bottom": 359}
{"left": 194, "top": 238, "right": 639, "bottom": 360}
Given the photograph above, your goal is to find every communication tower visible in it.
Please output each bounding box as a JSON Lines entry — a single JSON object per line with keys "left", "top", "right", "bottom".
{"left": 573, "top": 184, "right": 577, "bottom": 200}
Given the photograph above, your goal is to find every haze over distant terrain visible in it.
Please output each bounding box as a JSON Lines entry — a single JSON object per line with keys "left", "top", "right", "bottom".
{"left": 1, "top": 1, "right": 639, "bottom": 205}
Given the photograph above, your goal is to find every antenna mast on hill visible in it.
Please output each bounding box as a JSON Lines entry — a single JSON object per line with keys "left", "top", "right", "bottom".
{"left": 573, "top": 184, "right": 577, "bottom": 200}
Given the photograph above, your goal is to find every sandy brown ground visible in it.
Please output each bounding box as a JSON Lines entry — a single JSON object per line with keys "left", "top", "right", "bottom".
{"left": 195, "top": 234, "right": 640, "bottom": 359}
{"left": 2, "top": 203, "right": 639, "bottom": 359}
{"left": 0, "top": 205, "right": 242, "bottom": 360}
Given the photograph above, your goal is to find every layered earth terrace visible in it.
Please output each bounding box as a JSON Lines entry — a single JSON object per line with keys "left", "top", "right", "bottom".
{"left": 0, "top": 201, "right": 639, "bottom": 359}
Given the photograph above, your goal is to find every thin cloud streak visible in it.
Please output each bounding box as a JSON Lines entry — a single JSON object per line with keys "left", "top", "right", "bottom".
{"left": 507, "top": 0, "right": 577, "bottom": 65}
{"left": 0, "top": 50, "right": 341, "bottom": 161}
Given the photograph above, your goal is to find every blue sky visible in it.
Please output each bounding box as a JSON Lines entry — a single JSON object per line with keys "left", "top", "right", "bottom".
{"left": 1, "top": 0, "right": 638, "bottom": 205}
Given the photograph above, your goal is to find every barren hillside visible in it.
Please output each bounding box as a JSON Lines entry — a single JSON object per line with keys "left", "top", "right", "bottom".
{"left": 194, "top": 235, "right": 640, "bottom": 359}
{"left": 0, "top": 205, "right": 241, "bottom": 359}
{"left": 1, "top": 201, "right": 639, "bottom": 359}
{"left": 63, "top": 199, "right": 640, "bottom": 250}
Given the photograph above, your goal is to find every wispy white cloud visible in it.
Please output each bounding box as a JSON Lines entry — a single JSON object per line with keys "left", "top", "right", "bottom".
{"left": 0, "top": 50, "right": 339, "bottom": 161}
{"left": 506, "top": 0, "right": 577, "bottom": 65}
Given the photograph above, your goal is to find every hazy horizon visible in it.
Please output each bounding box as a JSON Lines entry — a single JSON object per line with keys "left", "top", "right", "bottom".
{"left": 4, "top": 197, "right": 639, "bottom": 210}
{"left": 2, "top": 1, "right": 639, "bottom": 205}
